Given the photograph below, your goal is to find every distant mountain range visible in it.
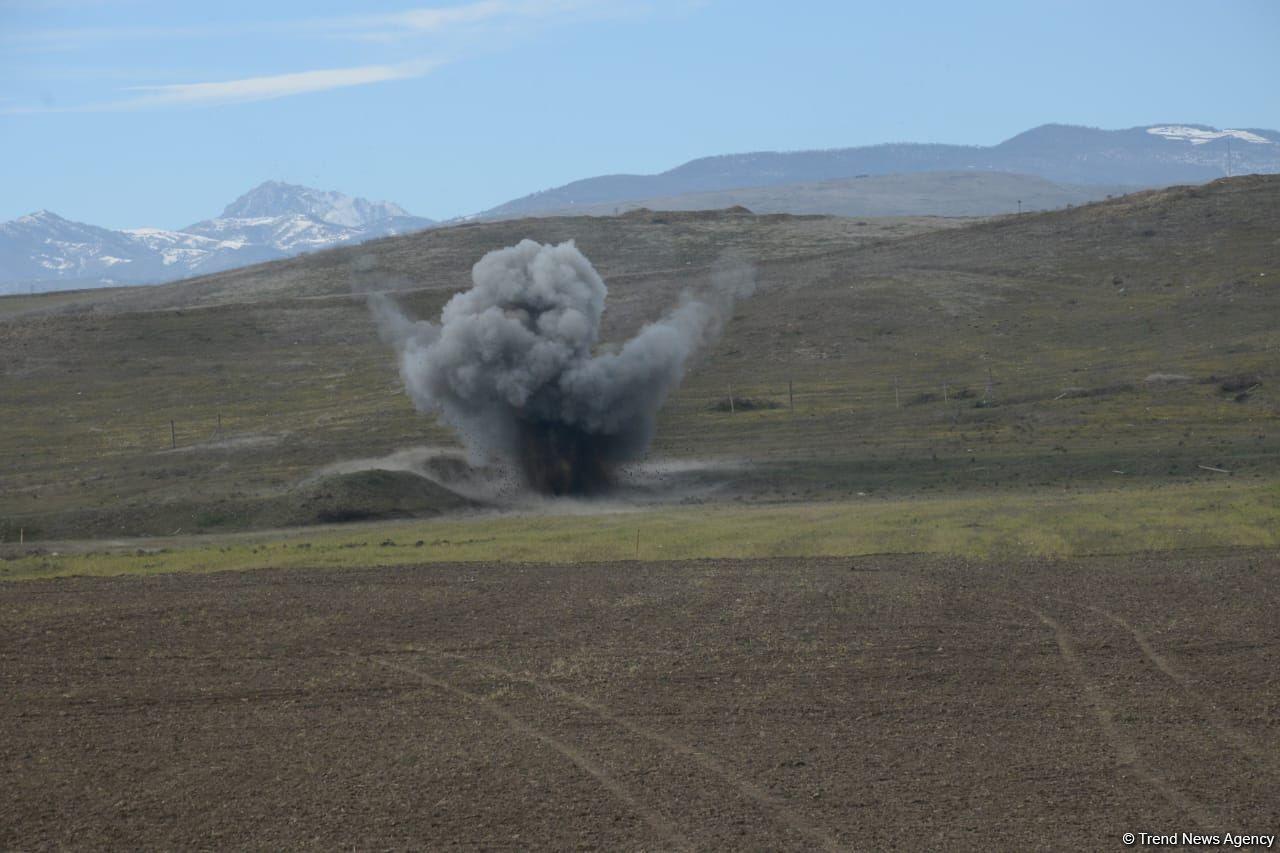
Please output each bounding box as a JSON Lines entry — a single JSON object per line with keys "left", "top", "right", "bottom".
{"left": 478, "top": 123, "right": 1280, "bottom": 218}
{"left": 5, "top": 123, "right": 1278, "bottom": 294}
{"left": 495, "top": 171, "right": 1142, "bottom": 219}
{"left": 0, "top": 182, "right": 434, "bottom": 294}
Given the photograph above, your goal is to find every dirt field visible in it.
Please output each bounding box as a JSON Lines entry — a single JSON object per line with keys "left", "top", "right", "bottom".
{"left": 3, "top": 550, "right": 1277, "bottom": 850}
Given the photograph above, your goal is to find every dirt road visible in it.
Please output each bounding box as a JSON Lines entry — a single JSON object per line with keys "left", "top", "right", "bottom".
{"left": 3, "top": 551, "right": 1277, "bottom": 849}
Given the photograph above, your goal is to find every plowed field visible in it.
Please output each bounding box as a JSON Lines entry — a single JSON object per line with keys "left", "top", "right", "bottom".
{"left": 4, "top": 551, "right": 1278, "bottom": 849}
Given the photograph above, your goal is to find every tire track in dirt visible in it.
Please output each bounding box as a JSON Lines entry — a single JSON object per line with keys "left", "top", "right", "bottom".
{"left": 1080, "top": 603, "right": 1280, "bottom": 778}
{"left": 371, "top": 655, "right": 692, "bottom": 850}
{"left": 1005, "top": 600, "right": 1217, "bottom": 828}
{"left": 443, "top": 652, "right": 846, "bottom": 853}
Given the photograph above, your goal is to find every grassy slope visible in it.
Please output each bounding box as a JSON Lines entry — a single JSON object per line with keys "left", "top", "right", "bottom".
{"left": 0, "top": 176, "right": 1277, "bottom": 545}
{"left": 5, "top": 479, "right": 1277, "bottom": 581}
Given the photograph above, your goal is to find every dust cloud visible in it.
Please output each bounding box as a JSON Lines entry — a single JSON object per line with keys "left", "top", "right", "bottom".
{"left": 371, "top": 239, "right": 753, "bottom": 494}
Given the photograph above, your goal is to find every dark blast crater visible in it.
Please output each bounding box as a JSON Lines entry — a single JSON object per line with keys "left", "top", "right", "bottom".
{"left": 517, "top": 420, "right": 616, "bottom": 495}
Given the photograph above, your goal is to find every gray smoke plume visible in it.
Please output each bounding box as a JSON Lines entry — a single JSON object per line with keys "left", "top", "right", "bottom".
{"left": 371, "top": 239, "right": 754, "bottom": 495}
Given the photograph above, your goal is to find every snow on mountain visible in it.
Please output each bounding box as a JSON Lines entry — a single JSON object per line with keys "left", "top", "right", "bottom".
{"left": 0, "top": 210, "right": 163, "bottom": 284}
{"left": 185, "top": 213, "right": 359, "bottom": 253}
{"left": 218, "top": 181, "right": 415, "bottom": 228}
{"left": 1146, "top": 126, "right": 1274, "bottom": 146}
{"left": 0, "top": 183, "right": 435, "bottom": 293}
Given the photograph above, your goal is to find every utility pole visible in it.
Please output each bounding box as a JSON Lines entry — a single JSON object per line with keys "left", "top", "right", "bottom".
{"left": 170, "top": 420, "right": 176, "bottom": 449}
{"left": 728, "top": 384, "right": 735, "bottom": 414}
{"left": 1226, "top": 135, "right": 1233, "bottom": 177}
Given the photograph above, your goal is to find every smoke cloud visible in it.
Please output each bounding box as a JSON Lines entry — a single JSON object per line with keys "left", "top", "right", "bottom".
{"left": 371, "top": 239, "right": 754, "bottom": 495}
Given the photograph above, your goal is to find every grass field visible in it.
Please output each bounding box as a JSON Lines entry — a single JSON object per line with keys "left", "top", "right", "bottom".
{"left": 5, "top": 478, "right": 1277, "bottom": 582}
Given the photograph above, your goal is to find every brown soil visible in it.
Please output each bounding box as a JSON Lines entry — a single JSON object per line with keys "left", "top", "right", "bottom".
{"left": 3, "top": 550, "right": 1278, "bottom": 849}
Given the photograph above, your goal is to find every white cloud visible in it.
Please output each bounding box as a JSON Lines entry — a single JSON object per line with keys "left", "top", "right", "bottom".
{"left": 2, "top": 24, "right": 233, "bottom": 53}
{"left": 118, "top": 58, "right": 443, "bottom": 108}
{"left": 318, "top": 0, "right": 626, "bottom": 43}
{"left": 4, "top": 0, "right": 623, "bottom": 48}
{"left": 4, "top": 59, "right": 442, "bottom": 113}
{"left": 1, "top": 0, "right": 642, "bottom": 112}
{"left": 381, "top": 1, "right": 512, "bottom": 33}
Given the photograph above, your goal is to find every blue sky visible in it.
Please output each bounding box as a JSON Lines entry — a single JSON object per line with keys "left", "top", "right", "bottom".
{"left": 2, "top": 0, "right": 1278, "bottom": 229}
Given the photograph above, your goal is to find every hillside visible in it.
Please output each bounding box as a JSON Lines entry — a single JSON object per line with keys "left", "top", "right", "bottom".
{"left": 49, "top": 211, "right": 972, "bottom": 315}
{"left": 0, "top": 175, "right": 1277, "bottom": 540}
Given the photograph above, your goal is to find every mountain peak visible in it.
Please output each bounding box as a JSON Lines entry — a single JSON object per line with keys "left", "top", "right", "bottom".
{"left": 995, "top": 123, "right": 1109, "bottom": 149}
{"left": 19, "top": 209, "right": 66, "bottom": 224}
{"left": 218, "top": 181, "right": 420, "bottom": 228}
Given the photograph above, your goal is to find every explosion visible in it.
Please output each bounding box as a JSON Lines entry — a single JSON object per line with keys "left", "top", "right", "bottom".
{"left": 371, "top": 239, "right": 754, "bottom": 495}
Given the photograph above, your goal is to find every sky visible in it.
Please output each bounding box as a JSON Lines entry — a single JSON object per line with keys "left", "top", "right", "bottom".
{"left": 2, "top": 0, "right": 1278, "bottom": 229}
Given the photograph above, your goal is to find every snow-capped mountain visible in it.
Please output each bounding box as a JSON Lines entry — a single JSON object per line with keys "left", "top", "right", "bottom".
{"left": 0, "top": 211, "right": 163, "bottom": 285}
{"left": 183, "top": 182, "right": 434, "bottom": 255}
{"left": 218, "top": 181, "right": 415, "bottom": 228}
{"left": 0, "top": 182, "right": 434, "bottom": 293}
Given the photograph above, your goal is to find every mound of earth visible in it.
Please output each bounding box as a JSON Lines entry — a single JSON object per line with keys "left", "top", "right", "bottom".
{"left": 285, "top": 469, "right": 475, "bottom": 525}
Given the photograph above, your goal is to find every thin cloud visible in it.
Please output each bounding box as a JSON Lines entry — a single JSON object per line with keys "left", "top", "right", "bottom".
{"left": 121, "top": 58, "right": 443, "bottom": 108}
{"left": 2, "top": 24, "right": 238, "bottom": 53}
{"left": 5, "top": 59, "right": 443, "bottom": 112}
{"left": 4, "top": 0, "right": 623, "bottom": 49}
{"left": 1, "top": 0, "right": 641, "bottom": 112}
{"left": 335, "top": 0, "right": 617, "bottom": 41}
{"left": 374, "top": 1, "right": 512, "bottom": 33}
